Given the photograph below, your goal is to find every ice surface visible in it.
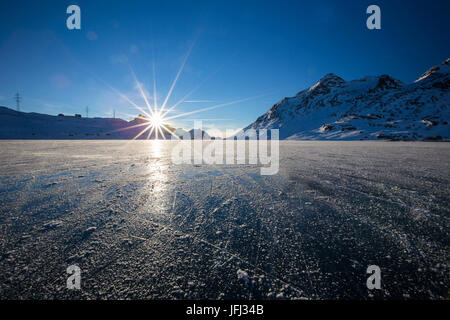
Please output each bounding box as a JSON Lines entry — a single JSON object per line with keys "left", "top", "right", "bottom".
{"left": 0, "top": 141, "right": 448, "bottom": 299}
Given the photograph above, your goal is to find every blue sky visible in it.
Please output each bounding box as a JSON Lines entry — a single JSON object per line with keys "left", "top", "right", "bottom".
{"left": 0, "top": 0, "right": 449, "bottom": 134}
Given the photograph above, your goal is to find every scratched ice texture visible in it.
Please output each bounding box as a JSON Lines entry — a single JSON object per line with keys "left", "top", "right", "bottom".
{"left": 0, "top": 141, "right": 448, "bottom": 299}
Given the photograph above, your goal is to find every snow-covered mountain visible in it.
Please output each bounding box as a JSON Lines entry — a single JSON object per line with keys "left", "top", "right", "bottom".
{"left": 185, "top": 128, "right": 211, "bottom": 140}
{"left": 240, "top": 59, "right": 450, "bottom": 141}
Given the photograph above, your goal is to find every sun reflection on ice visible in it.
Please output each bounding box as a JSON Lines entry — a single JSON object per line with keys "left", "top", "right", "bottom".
{"left": 150, "top": 139, "right": 163, "bottom": 158}
{"left": 143, "top": 141, "right": 172, "bottom": 222}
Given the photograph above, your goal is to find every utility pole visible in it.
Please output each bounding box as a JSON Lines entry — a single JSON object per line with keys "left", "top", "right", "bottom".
{"left": 14, "top": 93, "right": 21, "bottom": 111}
{"left": 86, "top": 106, "right": 89, "bottom": 118}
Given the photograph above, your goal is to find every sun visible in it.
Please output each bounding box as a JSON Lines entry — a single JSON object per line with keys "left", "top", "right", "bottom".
{"left": 149, "top": 112, "right": 164, "bottom": 128}
{"left": 109, "top": 42, "right": 261, "bottom": 140}
{"left": 137, "top": 111, "right": 172, "bottom": 140}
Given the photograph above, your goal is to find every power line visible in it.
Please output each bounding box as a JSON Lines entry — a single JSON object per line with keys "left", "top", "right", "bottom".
{"left": 14, "top": 93, "right": 21, "bottom": 111}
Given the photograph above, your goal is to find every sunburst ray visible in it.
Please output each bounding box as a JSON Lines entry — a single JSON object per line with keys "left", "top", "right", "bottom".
{"left": 129, "top": 65, "right": 155, "bottom": 116}
{"left": 132, "top": 124, "right": 152, "bottom": 140}
{"left": 159, "top": 41, "right": 195, "bottom": 114}
{"left": 165, "top": 94, "right": 267, "bottom": 121}
{"left": 108, "top": 121, "right": 150, "bottom": 134}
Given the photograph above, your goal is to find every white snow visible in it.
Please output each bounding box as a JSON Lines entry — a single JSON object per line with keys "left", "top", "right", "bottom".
{"left": 240, "top": 59, "right": 450, "bottom": 141}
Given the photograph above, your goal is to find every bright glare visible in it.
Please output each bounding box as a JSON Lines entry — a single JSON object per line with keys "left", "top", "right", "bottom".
{"left": 150, "top": 113, "right": 164, "bottom": 128}
{"left": 115, "top": 43, "right": 260, "bottom": 140}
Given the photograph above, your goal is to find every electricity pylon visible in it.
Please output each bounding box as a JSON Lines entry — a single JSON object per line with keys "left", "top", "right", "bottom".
{"left": 14, "top": 93, "right": 21, "bottom": 111}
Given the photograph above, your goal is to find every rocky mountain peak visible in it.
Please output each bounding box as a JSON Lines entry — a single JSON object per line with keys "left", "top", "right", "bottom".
{"left": 415, "top": 58, "right": 450, "bottom": 83}
{"left": 305, "top": 73, "right": 345, "bottom": 96}
{"left": 319, "top": 73, "right": 344, "bottom": 82}
{"left": 371, "top": 74, "right": 403, "bottom": 91}
{"left": 316, "top": 73, "right": 345, "bottom": 87}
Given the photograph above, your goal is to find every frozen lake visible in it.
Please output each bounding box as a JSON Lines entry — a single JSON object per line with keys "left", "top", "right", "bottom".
{"left": 0, "top": 140, "right": 448, "bottom": 299}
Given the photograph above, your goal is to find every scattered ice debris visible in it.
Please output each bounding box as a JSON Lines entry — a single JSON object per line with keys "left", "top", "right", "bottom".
{"left": 82, "top": 226, "right": 97, "bottom": 239}
{"left": 237, "top": 269, "right": 249, "bottom": 287}
{"left": 275, "top": 292, "right": 285, "bottom": 299}
{"left": 411, "top": 208, "right": 432, "bottom": 221}
{"left": 121, "top": 238, "right": 133, "bottom": 247}
{"left": 350, "top": 259, "right": 362, "bottom": 269}
{"left": 178, "top": 234, "right": 191, "bottom": 241}
{"left": 39, "top": 220, "right": 63, "bottom": 231}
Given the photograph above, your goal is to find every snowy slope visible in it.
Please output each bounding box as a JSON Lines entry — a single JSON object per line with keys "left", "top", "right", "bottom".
{"left": 240, "top": 59, "right": 450, "bottom": 141}
{"left": 0, "top": 107, "right": 181, "bottom": 139}
{"left": 186, "top": 129, "right": 211, "bottom": 139}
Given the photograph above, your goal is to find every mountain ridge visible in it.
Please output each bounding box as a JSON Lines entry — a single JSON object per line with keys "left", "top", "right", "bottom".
{"left": 0, "top": 107, "right": 175, "bottom": 139}
{"left": 239, "top": 59, "right": 450, "bottom": 141}
{"left": 0, "top": 106, "right": 218, "bottom": 140}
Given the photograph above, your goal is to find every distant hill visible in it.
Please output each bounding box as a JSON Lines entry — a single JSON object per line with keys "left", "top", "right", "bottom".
{"left": 0, "top": 107, "right": 186, "bottom": 139}
{"left": 185, "top": 129, "right": 211, "bottom": 140}
{"left": 237, "top": 59, "right": 450, "bottom": 141}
